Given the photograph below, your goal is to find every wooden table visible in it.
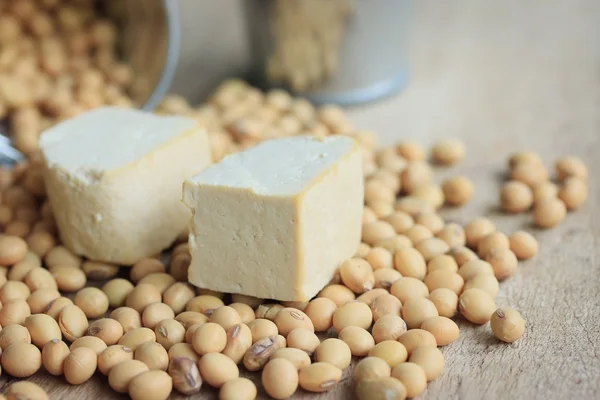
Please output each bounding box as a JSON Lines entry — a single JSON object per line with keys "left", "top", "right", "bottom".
{"left": 2, "top": 0, "right": 599, "bottom": 398}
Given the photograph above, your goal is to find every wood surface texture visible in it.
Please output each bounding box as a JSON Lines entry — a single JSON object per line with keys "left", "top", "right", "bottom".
{"left": 2, "top": 0, "right": 599, "bottom": 399}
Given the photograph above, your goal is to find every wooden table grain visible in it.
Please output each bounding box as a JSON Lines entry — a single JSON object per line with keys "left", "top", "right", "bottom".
{"left": 2, "top": 0, "right": 599, "bottom": 399}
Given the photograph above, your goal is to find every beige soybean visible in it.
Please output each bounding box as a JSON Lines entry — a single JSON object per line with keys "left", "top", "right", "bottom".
{"left": 533, "top": 181, "right": 558, "bottom": 204}
{"left": 142, "top": 302, "right": 175, "bottom": 329}
{"left": 371, "top": 313, "right": 408, "bottom": 343}
{"left": 415, "top": 213, "right": 445, "bottom": 235}
{"left": 45, "top": 246, "right": 81, "bottom": 269}
{"left": 559, "top": 177, "right": 588, "bottom": 210}
{"left": 44, "top": 296, "right": 73, "bottom": 319}
{"left": 394, "top": 247, "right": 426, "bottom": 280}
{"left": 0, "top": 235, "right": 28, "bottom": 265}
{"left": 355, "top": 376, "right": 408, "bottom": 400}
{"left": 248, "top": 318, "right": 279, "bottom": 343}
{"left": 362, "top": 221, "right": 396, "bottom": 245}
{"left": 155, "top": 319, "right": 185, "bottom": 350}
{"left": 168, "top": 356, "right": 202, "bottom": 395}
{"left": 135, "top": 341, "right": 169, "bottom": 371}
{"left": 24, "top": 267, "right": 57, "bottom": 291}
{"left": 415, "top": 237, "right": 450, "bottom": 263}
{"left": 490, "top": 307, "right": 526, "bottom": 343}
{"left": 52, "top": 266, "right": 86, "bottom": 292}
{"left": 431, "top": 138, "right": 465, "bottom": 165}
{"left": 437, "top": 223, "right": 466, "bottom": 248}
{"left": 58, "top": 304, "right": 88, "bottom": 341}
{"left": 424, "top": 270, "right": 464, "bottom": 295}
{"left": 1, "top": 342, "right": 41, "bottom": 377}
{"left": 8, "top": 260, "right": 37, "bottom": 282}
{"left": 317, "top": 284, "right": 356, "bottom": 306}
{"left": 303, "top": 297, "right": 337, "bottom": 332}
{"left": 464, "top": 274, "right": 500, "bottom": 298}
{"left": 219, "top": 377, "right": 257, "bottom": 400}
{"left": 222, "top": 323, "right": 252, "bottom": 364}
{"left": 169, "top": 252, "right": 191, "bottom": 282}
{"left": 332, "top": 301, "right": 373, "bottom": 331}
{"left": 111, "top": 307, "right": 142, "bottom": 333}
{"left": 420, "top": 316, "right": 460, "bottom": 346}
{"left": 391, "top": 362, "right": 428, "bottom": 398}
{"left": 130, "top": 258, "right": 166, "bottom": 282}
{"left": 508, "top": 151, "right": 543, "bottom": 169}
{"left": 287, "top": 327, "right": 320, "bottom": 355}
{"left": 176, "top": 311, "right": 209, "bottom": 330}
{"left": 185, "top": 295, "right": 225, "bottom": 315}
{"left": 274, "top": 308, "right": 314, "bottom": 336}
{"left": 192, "top": 322, "right": 226, "bottom": 355}
{"left": 102, "top": 278, "right": 135, "bottom": 308}
{"left": 369, "top": 340, "right": 408, "bottom": 368}
{"left": 533, "top": 198, "right": 567, "bottom": 228}
{"left": 338, "top": 326, "right": 375, "bottom": 356}
{"left": 396, "top": 198, "right": 434, "bottom": 219}
{"left": 5, "top": 381, "right": 49, "bottom": 400}
{"left": 138, "top": 272, "right": 176, "bottom": 294}
{"left": 353, "top": 356, "right": 391, "bottom": 381}
{"left": 0, "top": 280, "right": 31, "bottom": 303}
{"left": 428, "top": 255, "right": 458, "bottom": 274}
{"left": 400, "top": 161, "right": 432, "bottom": 194}
{"left": 168, "top": 343, "right": 200, "bottom": 363}
{"left": 63, "top": 346, "right": 97, "bottom": 385}
{"left": 162, "top": 283, "right": 196, "bottom": 314}
{"left": 484, "top": 248, "right": 518, "bottom": 280}
{"left": 198, "top": 352, "right": 239, "bottom": 388}
{"left": 74, "top": 287, "right": 109, "bottom": 318}
{"left": 243, "top": 335, "right": 280, "bottom": 371}
{"left": 555, "top": 156, "right": 587, "bottom": 181}
{"left": 374, "top": 268, "right": 402, "bottom": 290}
{"left": 126, "top": 284, "right": 162, "bottom": 313}
{"left": 25, "top": 313, "right": 61, "bottom": 347}
{"left": 118, "top": 327, "right": 156, "bottom": 350}
{"left": 412, "top": 185, "right": 445, "bottom": 210}
{"left": 409, "top": 347, "right": 444, "bottom": 381}
{"left": 511, "top": 162, "right": 549, "bottom": 187}
{"left": 229, "top": 303, "right": 255, "bottom": 324}
{"left": 82, "top": 261, "right": 119, "bottom": 280}
{"left": 477, "top": 232, "right": 509, "bottom": 258}
{"left": 459, "top": 288, "right": 496, "bottom": 324}
{"left": 383, "top": 211, "right": 414, "bottom": 234}
{"left": 390, "top": 277, "right": 429, "bottom": 303}
{"left": 464, "top": 217, "right": 496, "bottom": 249}
{"left": 70, "top": 336, "right": 107, "bottom": 354}
{"left": 254, "top": 303, "right": 284, "bottom": 320}
{"left": 500, "top": 180, "right": 533, "bottom": 213}
{"left": 299, "top": 362, "right": 342, "bottom": 393}
{"left": 366, "top": 247, "right": 394, "bottom": 270}
{"left": 88, "top": 318, "right": 124, "bottom": 345}
{"left": 271, "top": 347, "right": 312, "bottom": 370}
{"left": 339, "top": 258, "right": 375, "bottom": 293}
{"left": 109, "top": 359, "right": 150, "bottom": 393}
{"left": 428, "top": 288, "right": 459, "bottom": 318}
{"left": 398, "top": 329, "right": 437, "bottom": 356}
{"left": 401, "top": 297, "right": 439, "bottom": 329}
{"left": 262, "top": 358, "right": 299, "bottom": 399}
{"left": 370, "top": 293, "right": 402, "bottom": 322}
{"left": 128, "top": 370, "right": 173, "bottom": 400}
{"left": 209, "top": 306, "right": 242, "bottom": 331}
{"left": 0, "top": 299, "right": 31, "bottom": 326}
{"left": 0, "top": 324, "right": 31, "bottom": 350}
{"left": 98, "top": 345, "right": 134, "bottom": 375}
{"left": 442, "top": 176, "right": 474, "bottom": 206}
{"left": 448, "top": 246, "right": 479, "bottom": 267}
{"left": 458, "top": 259, "right": 495, "bottom": 281}
{"left": 357, "top": 288, "right": 390, "bottom": 305}
{"left": 396, "top": 141, "right": 425, "bottom": 161}
{"left": 365, "top": 179, "right": 396, "bottom": 205}
{"left": 509, "top": 231, "right": 538, "bottom": 260}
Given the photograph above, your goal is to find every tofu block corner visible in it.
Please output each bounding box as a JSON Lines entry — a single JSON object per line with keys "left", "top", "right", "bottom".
{"left": 183, "top": 135, "right": 364, "bottom": 301}
{"left": 40, "top": 107, "right": 212, "bottom": 264}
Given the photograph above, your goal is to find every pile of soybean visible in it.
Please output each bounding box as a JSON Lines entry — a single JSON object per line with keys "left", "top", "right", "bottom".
{"left": 0, "top": 80, "right": 589, "bottom": 400}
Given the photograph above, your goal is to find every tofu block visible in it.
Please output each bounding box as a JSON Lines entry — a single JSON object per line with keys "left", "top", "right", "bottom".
{"left": 40, "top": 107, "right": 212, "bottom": 264}
{"left": 183, "top": 135, "right": 363, "bottom": 301}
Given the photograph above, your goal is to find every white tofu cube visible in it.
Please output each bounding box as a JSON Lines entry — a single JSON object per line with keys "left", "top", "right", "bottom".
{"left": 183, "top": 135, "right": 363, "bottom": 301}
{"left": 40, "top": 107, "right": 212, "bottom": 264}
